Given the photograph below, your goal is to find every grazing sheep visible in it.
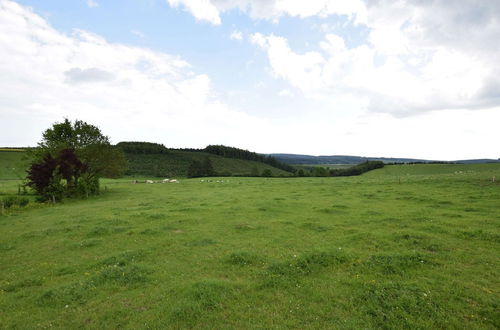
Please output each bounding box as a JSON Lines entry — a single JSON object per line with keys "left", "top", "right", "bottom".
{"left": 169, "top": 179, "right": 179, "bottom": 183}
{"left": 146, "top": 180, "right": 154, "bottom": 184}
{"left": 162, "top": 178, "right": 170, "bottom": 183}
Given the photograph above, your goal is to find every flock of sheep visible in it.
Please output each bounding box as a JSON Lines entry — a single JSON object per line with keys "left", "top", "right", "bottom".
{"left": 133, "top": 179, "right": 231, "bottom": 184}
{"left": 133, "top": 179, "right": 179, "bottom": 184}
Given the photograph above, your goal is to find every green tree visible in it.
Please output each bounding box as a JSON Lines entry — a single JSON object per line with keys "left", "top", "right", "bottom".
{"left": 187, "top": 157, "right": 215, "bottom": 178}
{"left": 313, "top": 166, "right": 328, "bottom": 177}
{"left": 261, "top": 169, "right": 272, "bottom": 177}
{"left": 27, "top": 119, "right": 126, "bottom": 200}
{"left": 187, "top": 160, "right": 203, "bottom": 178}
{"left": 202, "top": 157, "right": 215, "bottom": 176}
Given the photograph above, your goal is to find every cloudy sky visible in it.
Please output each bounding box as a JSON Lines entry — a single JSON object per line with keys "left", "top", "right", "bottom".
{"left": 1, "top": 0, "right": 499, "bottom": 160}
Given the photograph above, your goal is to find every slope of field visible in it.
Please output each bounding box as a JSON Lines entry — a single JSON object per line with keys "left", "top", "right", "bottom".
{"left": 124, "top": 150, "right": 292, "bottom": 177}
{"left": 365, "top": 162, "right": 500, "bottom": 178}
{"left": 0, "top": 150, "right": 28, "bottom": 180}
{"left": 0, "top": 164, "right": 499, "bottom": 328}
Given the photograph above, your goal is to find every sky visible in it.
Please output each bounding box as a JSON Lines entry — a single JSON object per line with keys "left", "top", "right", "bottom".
{"left": 0, "top": 0, "right": 499, "bottom": 160}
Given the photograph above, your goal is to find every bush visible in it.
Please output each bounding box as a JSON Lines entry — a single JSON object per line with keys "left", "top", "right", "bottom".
{"left": 2, "top": 196, "right": 17, "bottom": 209}
{"left": 18, "top": 197, "right": 29, "bottom": 207}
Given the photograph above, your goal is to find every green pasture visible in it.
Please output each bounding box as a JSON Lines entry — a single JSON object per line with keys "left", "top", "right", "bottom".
{"left": 0, "top": 164, "right": 499, "bottom": 328}
{"left": 0, "top": 150, "right": 28, "bottom": 180}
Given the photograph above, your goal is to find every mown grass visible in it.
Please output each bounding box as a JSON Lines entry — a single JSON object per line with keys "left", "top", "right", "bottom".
{"left": 0, "top": 164, "right": 499, "bottom": 328}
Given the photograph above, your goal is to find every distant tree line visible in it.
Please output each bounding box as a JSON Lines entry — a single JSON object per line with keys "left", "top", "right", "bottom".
{"left": 202, "top": 145, "right": 295, "bottom": 173}
{"left": 329, "top": 161, "right": 384, "bottom": 176}
{"left": 294, "top": 161, "right": 384, "bottom": 177}
{"left": 116, "top": 142, "right": 168, "bottom": 154}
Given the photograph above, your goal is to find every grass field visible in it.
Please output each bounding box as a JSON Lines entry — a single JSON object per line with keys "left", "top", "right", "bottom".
{"left": 1, "top": 164, "right": 499, "bottom": 328}
{"left": 0, "top": 150, "right": 28, "bottom": 180}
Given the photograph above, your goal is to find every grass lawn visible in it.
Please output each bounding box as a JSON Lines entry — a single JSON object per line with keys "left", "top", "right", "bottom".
{"left": 0, "top": 164, "right": 499, "bottom": 328}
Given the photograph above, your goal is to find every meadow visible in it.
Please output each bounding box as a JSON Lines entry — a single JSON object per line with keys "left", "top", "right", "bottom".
{"left": 0, "top": 163, "right": 499, "bottom": 328}
{"left": 0, "top": 150, "right": 27, "bottom": 181}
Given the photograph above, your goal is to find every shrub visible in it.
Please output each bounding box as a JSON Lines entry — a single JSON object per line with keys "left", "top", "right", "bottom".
{"left": 2, "top": 196, "right": 17, "bottom": 209}
{"left": 18, "top": 197, "right": 29, "bottom": 207}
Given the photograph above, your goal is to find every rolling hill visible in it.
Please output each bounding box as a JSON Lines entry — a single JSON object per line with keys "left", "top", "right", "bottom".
{"left": 270, "top": 153, "right": 500, "bottom": 165}
{"left": 122, "top": 149, "right": 292, "bottom": 177}
{"left": 0, "top": 148, "right": 292, "bottom": 179}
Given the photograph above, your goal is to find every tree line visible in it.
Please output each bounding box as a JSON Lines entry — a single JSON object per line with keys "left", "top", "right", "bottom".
{"left": 202, "top": 145, "right": 295, "bottom": 173}
{"left": 296, "top": 161, "right": 384, "bottom": 177}
{"left": 116, "top": 141, "right": 168, "bottom": 154}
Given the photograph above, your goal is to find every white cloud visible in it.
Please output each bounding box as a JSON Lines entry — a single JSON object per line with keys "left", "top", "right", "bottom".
{"left": 278, "top": 89, "right": 293, "bottom": 97}
{"left": 249, "top": 0, "right": 500, "bottom": 116}
{"left": 229, "top": 30, "right": 242, "bottom": 41}
{"left": 1, "top": 0, "right": 499, "bottom": 159}
{"left": 0, "top": 0, "right": 269, "bottom": 148}
{"left": 167, "top": 0, "right": 221, "bottom": 25}
{"left": 166, "top": 0, "right": 366, "bottom": 24}
{"left": 86, "top": 0, "right": 98, "bottom": 8}
{"left": 167, "top": 0, "right": 500, "bottom": 116}
{"left": 131, "top": 30, "right": 145, "bottom": 38}
{"left": 64, "top": 67, "right": 115, "bottom": 84}
{"left": 251, "top": 33, "right": 325, "bottom": 94}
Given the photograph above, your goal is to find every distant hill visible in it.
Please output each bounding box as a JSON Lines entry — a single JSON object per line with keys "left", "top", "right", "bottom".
{"left": 455, "top": 159, "right": 500, "bottom": 164}
{"left": 270, "top": 153, "right": 500, "bottom": 165}
{"left": 117, "top": 142, "right": 292, "bottom": 177}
